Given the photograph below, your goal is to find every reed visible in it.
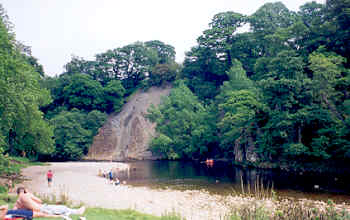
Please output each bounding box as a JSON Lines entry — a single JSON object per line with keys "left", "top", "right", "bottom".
{"left": 37, "top": 184, "right": 73, "bottom": 206}
{"left": 239, "top": 174, "right": 274, "bottom": 200}
{"left": 226, "top": 199, "right": 350, "bottom": 220}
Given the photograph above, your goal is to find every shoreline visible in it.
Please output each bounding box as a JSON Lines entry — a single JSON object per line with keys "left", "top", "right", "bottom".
{"left": 16, "top": 162, "right": 350, "bottom": 220}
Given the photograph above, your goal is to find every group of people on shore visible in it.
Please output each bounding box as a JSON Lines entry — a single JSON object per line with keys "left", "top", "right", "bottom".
{"left": 98, "top": 168, "right": 124, "bottom": 186}
{"left": 1, "top": 166, "right": 128, "bottom": 219}
{"left": 0, "top": 186, "right": 85, "bottom": 220}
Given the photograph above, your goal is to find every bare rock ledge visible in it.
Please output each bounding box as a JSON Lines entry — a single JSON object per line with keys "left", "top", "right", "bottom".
{"left": 86, "top": 86, "right": 171, "bottom": 161}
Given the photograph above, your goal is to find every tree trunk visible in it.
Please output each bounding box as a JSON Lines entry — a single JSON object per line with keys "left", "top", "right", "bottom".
{"left": 322, "top": 93, "right": 344, "bottom": 122}
{"left": 245, "top": 129, "right": 258, "bottom": 163}
{"left": 297, "top": 125, "right": 302, "bottom": 144}
{"left": 234, "top": 135, "right": 244, "bottom": 163}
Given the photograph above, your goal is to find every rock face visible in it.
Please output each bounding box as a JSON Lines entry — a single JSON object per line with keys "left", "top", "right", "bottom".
{"left": 86, "top": 86, "right": 171, "bottom": 161}
{"left": 234, "top": 133, "right": 258, "bottom": 163}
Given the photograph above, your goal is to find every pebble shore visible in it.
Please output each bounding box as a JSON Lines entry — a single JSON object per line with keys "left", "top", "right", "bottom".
{"left": 18, "top": 162, "right": 350, "bottom": 220}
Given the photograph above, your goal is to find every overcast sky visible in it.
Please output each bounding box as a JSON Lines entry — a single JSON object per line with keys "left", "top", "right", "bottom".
{"left": 1, "top": 0, "right": 324, "bottom": 76}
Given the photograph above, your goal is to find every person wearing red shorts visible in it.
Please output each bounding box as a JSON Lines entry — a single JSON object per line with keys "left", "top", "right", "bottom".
{"left": 46, "top": 170, "right": 53, "bottom": 187}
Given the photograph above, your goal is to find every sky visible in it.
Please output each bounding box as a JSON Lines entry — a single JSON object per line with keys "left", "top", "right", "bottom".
{"left": 1, "top": 0, "right": 325, "bottom": 76}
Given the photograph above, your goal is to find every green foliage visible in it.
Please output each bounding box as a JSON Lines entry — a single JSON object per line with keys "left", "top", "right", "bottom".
{"left": 50, "top": 109, "right": 107, "bottom": 160}
{"left": 147, "top": 81, "right": 217, "bottom": 159}
{"left": 218, "top": 90, "right": 262, "bottom": 154}
{"left": 145, "top": 40, "right": 176, "bottom": 64}
{"left": 102, "top": 80, "right": 125, "bottom": 113}
{"left": 177, "top": 0, "right": 350, "bottom": 168}
{"left": 148, "top": 63, "right": 179, "bottom": 87}
{"left": 197, "top": 11, "right": 245, "bottom": 67}
{"left": 2, "top": 0, "right": 350, "bottom": 169}
{"left": 150, "top": 134, "right": 176, "bottom": 159}
{"left": 51, "top": 110, "right": 90, "bottom": 160}
{"left": 218, "top": 59, "right": 254, "bottom": 101}
{"left": 181, "top": 11, "right": 246, "bottom": 102}
{"left": 0, "top": 5, "right": 54, "bottom": 163}
{"left": 63, "top": 74, "right": 104, "bottom": 111}
{"left": 85, "top": 110, "right": 108, "bottom": 137}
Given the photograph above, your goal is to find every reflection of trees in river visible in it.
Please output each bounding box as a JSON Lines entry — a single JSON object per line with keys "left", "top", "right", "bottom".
{"left": 123, "top": 161, "right": 350, "bottom": 197}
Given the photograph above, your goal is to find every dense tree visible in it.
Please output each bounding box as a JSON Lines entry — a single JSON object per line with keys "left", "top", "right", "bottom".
{"left": 174, "top": 1, "right": 350, "bottom": 170}
{"left": 0, "top": 5, "right": 54, "bottom": 161}
{"left": 92, "top": 42, "right": 159, "bottom": 92}
{"left": 64, "top": 41, "right": 172, "bottom": 89}
{"left": 50, "top": 109, "right": 107, "bottom": 161}
{"left": 144, "top": 40, "right": 176, "bottom": 64}
{"left": 198, "top": 11, "right": 245, "bottom": 67}
{"left": 147, "top": 81, "right": 216, "bottom": 159}
{"left": 148, "top": 63, "right": 179, "bottom": 87}
{"left": 2, "top": 0, "right": 350, "bottom": 171}
{"left": 182, "top": 11, "right": 246, "bottom": 101}
{"left": 217, "top": 60, "right": 263, "bottom": 159}
{"left": 182, "top": 46, "right": 227, "bottom": 101}
{"left": 308, "top": 47, "right": 346, "bottom": 121}
{"left": 102, "top": 80, "right": 125, "bottom": 113}
{"left": 325, "top": 0, "right": 350, "bottom": 62}
{"left": 62, "top": 74, "right": 104, "bottom": 111}
{"left": 64, "top": 56, "right": 96, "bottom": 78}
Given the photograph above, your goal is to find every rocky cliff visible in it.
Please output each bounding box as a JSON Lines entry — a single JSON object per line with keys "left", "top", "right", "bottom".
{"left": 86, "top": 86, "right": 171, "bottom": 161}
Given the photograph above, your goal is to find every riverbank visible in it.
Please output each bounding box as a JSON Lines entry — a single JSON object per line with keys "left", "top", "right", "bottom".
{"left": 16, "top": 162, "right": 350, "bottom": 220}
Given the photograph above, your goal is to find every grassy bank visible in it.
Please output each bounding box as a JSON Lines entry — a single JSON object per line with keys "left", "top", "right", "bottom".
{"left": 0, "top": 157, "right": 46, "bottom": 194}
{"left": 1, "top": 189, "right": 350, "bottom": 220}
{"left": 37, "top": 208, "right": 182, "bottom": 220}
{"left": 0, "top": 192, "right": 183, "bottom": 220}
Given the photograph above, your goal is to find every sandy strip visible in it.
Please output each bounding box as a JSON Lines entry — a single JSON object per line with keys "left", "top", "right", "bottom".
{"left": 19, "top": 162, "right": 242, "bottom": 220}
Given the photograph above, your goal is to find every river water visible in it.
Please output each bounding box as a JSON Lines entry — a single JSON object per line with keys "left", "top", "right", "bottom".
{"left": 119, "top": 160, "right": 350, "bottom": 203}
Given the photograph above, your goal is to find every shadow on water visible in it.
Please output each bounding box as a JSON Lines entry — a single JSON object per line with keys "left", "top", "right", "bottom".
{"left": 120, "top": 160, "right": 350, "bottom": 204}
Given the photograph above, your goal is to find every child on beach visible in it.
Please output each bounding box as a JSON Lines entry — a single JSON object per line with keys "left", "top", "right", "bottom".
{"left": 108, "top": 170, "right": 113, "bottom": 184}
{"left": 47, "top": 170, "right": 53, "bottom": 187}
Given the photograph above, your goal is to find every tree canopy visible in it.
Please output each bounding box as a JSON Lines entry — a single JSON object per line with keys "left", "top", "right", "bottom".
{"left": 1, "top": 0, "right": 350, "bottom": 173}
{"left": 149, "top": 0, "right": 350, "bottom": 171}
{"left": 0, "top": 5, "right": 54, "bottom": 168}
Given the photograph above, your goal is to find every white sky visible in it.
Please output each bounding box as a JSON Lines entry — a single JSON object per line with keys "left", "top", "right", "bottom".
{"left": 1, "top": 0, "right": 324, "bottom": 76}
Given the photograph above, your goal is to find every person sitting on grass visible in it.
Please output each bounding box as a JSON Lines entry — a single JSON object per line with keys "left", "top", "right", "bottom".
{"left": 14, "top": 187, "right": 85, "bottom": 218}
{"left": 0, "top": 204, "right": 64, "bottom": 220}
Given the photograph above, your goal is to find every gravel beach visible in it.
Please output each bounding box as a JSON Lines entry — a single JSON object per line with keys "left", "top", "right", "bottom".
{"left": 18, "top": 162, "right": 239, "bottom": 220}
{"left": 18, "top": 162, "right": 350, "bottom": 220}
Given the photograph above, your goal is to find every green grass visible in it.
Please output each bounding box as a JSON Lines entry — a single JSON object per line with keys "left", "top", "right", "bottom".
{"left": 0, "top": 192, "right": 183, "bottom": 220}
{"left": 31, "top": 208, "right": 183, "bottom": 220}
{"left": 9, "top": 156, "right": 46, "bottom": 166}
{"left": 0, "top": 156, "right": 47, "bottom": 192}
{"left": 3, "top": 156, "right": 46, "bottom": 178}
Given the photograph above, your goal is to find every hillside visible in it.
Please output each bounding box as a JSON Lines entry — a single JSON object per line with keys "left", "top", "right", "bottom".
{"left": 86, "top": 86, "right": 171, "bottom": 161}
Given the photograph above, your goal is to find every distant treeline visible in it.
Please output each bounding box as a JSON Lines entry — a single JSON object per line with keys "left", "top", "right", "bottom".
{"left": 0, "top": 0, "right": 349, "bottom": 173}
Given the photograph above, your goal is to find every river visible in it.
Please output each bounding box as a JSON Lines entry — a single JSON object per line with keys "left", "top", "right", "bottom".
{"left": 118, "top": 160, "right": 350, "bottom": 204}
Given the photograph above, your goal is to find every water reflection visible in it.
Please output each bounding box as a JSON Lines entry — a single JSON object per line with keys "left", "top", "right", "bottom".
{"left": 121, "top": 160, "right": 350, "bottom": 203}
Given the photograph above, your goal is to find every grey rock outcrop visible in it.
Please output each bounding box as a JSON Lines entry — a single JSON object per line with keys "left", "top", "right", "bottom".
{"left": 86, "top": 86, "right": 171, "bottom": 161}
{"left": 234, "top": 132, "right": 258, "bottom": 163}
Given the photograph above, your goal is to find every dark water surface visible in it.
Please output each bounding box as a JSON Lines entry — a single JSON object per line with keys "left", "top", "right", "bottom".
{"left": 120, "top": 160, "right": 350, "bottom": 203}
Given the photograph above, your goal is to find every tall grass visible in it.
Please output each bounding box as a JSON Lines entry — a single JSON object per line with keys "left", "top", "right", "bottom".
{"left": 238, "top": 174, "right": 275, "bottom": 200}
{"left": 226, "top": 199, "right": 350, "bottom": 220}
{"left": 37, "top": 184, "right": 76, "bottom": 207}
{"left": 225, "top": 176, "right": 350, "bottom": 220}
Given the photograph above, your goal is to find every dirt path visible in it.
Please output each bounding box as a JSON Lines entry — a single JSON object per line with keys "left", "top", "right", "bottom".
{"left": 19, "top": 162, "right": 241, "bottom": 220}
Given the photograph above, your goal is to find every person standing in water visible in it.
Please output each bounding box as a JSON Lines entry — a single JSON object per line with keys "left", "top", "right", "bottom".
{"left": 47, "top": 170, "right": 53, "bottom": 187}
